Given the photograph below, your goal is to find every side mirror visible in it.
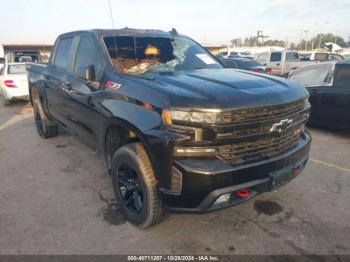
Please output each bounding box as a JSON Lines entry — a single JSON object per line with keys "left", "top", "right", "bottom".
{"left": 76, "top": 64, "right": 96, "bottom": 82}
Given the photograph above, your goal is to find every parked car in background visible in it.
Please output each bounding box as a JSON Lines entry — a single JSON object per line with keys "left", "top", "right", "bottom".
{"left": 0, "top": 63, "right": 29, "bottom": 105}
{"left": 289, "top": 60, "right": 350, "bottom": 128}
{"left": 256, "top": 50, "right": 315, "bottom": 77}
{"left": 308, "top": 52, "right": 344, "bottom": 62}
{"left": 27, "top": 28, "right": 311, "bottom": 228}
{"left": 0, "top": 57, "right": 5, "bottom": 70}
{"left": 217, "top": 51, "right": 254, "bottom": 60}
{"left": 228, "top": 51, "right": 255, "bottom": 60}
{"left": 217, "top": 51, "right": 229, "bottom": 59}
{"left": 299, "top": 53, "right": 311, "bottom": 61}
{"left": 220, "top": 57, "right": 272, "bottom": 74}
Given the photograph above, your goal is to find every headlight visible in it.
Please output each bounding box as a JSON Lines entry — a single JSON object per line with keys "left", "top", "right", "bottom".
{"left": 304, "top": 96, "right": 310, "bottom": 107}
{"left": 162, "top": 109, "right": 222, "bottom": 124}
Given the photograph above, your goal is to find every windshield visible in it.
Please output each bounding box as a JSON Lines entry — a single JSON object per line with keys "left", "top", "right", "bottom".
{"left": 103, "top": 35, "right": 222, "bottom": 75}
{"left": 8, "top": 64, "right": 27, "bottom": 74}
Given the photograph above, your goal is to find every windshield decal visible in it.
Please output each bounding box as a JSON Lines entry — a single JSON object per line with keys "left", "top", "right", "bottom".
{"left": 196, "top": 54, "right": 217, "bottom": 65}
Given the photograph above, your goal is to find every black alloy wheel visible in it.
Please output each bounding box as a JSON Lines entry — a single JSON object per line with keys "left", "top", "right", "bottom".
{"left": 117, "top": 163, "right": 144, "bottom": 214}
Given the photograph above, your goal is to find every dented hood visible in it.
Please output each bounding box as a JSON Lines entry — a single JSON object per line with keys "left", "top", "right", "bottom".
{"left": 124, "top": 68, "right": 309, "bottom": 109}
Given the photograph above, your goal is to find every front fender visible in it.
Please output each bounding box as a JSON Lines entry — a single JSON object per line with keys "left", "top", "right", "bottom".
{"left": 101, "top": 99, "right": 163, "bottom": 132}
{"left": 100, "top": 98, "right": 191, "bottom": 190}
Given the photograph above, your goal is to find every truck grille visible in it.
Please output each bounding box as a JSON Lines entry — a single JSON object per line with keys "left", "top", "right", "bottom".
{"left": 174, "top": 98, "right": 309, "bottom": 166}
{"left": 221, "top": 99, "right": 306, "bottom": 124}
{"left": 217, "top": 127, "right": 301, "bottom": 165}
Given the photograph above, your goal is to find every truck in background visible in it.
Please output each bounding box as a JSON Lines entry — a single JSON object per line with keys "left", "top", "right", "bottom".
{"left": 256, "top": 50, "right": 316, "bottom": 77}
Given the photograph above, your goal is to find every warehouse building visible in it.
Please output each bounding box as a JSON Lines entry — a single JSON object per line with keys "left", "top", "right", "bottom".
{"left": 0, "top": 44, "right": 53, "bottom": 63}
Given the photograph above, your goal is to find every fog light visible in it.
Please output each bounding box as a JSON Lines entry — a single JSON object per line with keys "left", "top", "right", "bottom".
{"left": 214, "top": 193, "right": 231, "bottom": 204}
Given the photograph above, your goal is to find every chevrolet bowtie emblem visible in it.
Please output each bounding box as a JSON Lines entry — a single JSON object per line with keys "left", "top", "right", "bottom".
{"left": 270, "top": 118, "right": 293, "bottom": 133}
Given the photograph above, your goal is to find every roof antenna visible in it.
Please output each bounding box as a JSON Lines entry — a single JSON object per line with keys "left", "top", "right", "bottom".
{"left": 107, "top": 0, "right": 115, "bottom": 29}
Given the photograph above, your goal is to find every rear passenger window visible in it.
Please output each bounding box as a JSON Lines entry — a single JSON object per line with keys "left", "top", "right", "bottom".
{"left": 270, "top": 52, "right": 281, "bottom": 62}
{"left": 54, "top": 37, "right": 74, "bottom": 71}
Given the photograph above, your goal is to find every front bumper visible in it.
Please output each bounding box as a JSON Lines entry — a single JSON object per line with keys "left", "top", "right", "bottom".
{"left": 159, "top": 132, "right": 311, "bottom": 212}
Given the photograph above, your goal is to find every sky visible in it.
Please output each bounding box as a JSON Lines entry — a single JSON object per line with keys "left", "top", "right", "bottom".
{"left": 0, "top": 0, "right": 349, "bottom": 46}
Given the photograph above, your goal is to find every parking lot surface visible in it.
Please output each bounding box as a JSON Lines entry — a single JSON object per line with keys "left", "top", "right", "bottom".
{"left": 0, "top": 102, "right": 349, "bottom": 255}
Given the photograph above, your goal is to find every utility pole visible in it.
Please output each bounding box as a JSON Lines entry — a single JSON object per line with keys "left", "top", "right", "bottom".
{"left": 334, "top": 31, "right": 338, "bottom": 44}
{"left": 318, "top": 34, "right": 322, "bottom": 49}
{"left": 304, "top": 30, "right": 309, "bottom": 50}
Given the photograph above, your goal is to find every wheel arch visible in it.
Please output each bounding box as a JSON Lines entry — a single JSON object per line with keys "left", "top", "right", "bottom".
{"left": 102, "top": 117, "right": 159, "bottom": 178}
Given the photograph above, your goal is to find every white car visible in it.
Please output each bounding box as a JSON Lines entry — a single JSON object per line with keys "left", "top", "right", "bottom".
{"left": 0, "top": 63, "right": 29, "bottom": 105}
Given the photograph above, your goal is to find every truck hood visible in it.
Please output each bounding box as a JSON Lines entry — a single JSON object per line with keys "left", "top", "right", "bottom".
{"left": 124, "top": 68, "right": 308, "bottom": 109}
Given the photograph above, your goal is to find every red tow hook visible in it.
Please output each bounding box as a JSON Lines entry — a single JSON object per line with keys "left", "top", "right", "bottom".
{"left": 292, "top": 165, "right": 302, "bottom": 174}
{"left": 235, "top": 188, "right": 250, "bottom": 198}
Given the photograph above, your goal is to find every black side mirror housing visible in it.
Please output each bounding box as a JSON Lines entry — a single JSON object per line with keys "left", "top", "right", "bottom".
{"left": 76, "top": 64, "right": 96, "bottom": 82}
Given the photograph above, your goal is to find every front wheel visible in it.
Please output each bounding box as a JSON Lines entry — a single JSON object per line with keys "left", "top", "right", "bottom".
{"left": 111, "top": 143, "right": 164, "bottom": 228}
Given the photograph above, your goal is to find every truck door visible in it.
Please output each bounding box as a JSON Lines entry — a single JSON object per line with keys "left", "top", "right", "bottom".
{"left": 44, "top": 36, "right": 77, "bottom": 127}
{"left": 60, "top": 35, "right": 106, "bottom": 149}
{"left": 267, "top": 52, "right": 282, "bottom": 76}
{"left": 319, "top": 63, "right": 350, "bottom": 127}
{"left": 282, "top": 51, "right": 300, "bottom": 77}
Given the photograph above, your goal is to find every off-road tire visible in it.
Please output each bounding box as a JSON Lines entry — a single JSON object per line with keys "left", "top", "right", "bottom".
{"left": 111, "top": 143, "right": 164, "bottom": 228}
{"left": 32, "top": 92, "right": 59, "bottom": 138}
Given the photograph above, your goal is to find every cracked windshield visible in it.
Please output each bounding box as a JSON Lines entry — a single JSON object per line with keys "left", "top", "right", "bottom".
{"left": 103, "top": 35, "right": 222, "bottom": 75}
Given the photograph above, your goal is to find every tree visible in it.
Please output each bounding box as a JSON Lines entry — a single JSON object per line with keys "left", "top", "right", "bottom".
{"left": 230, "top": 38, "right": 242, "bottom": 47}
{"left": 243, "top": 36, "right": 261, "bottom": 47}
{"left": 263, "top": 39, "right": 286, "bottom": 47}
{"left": 290, "top": 42, "right": 297, "bottom": 50}
{"left": 302, "top": 33, "right": 347, "bottom": 50}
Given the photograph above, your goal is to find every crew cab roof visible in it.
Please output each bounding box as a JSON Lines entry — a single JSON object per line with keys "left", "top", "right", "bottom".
{"left": 57, "top": 28, "right": 177, "bottom": 39}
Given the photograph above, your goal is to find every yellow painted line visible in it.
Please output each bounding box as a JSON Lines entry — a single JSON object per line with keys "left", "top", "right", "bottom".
{"left": 0, "top": 107, "right": 31, "bottom": 131}
{"left": 310, "top": 158, "right": 350, "bottom": 173}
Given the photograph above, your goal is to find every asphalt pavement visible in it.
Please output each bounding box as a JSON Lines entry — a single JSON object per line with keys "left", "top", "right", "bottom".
{"left": 0, "top": 102, "right": 349, "bottom": 255}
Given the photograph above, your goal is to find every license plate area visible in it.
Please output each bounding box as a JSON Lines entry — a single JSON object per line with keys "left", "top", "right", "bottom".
{"left": 270, "top": 170, "right": 294, "bottom": 191}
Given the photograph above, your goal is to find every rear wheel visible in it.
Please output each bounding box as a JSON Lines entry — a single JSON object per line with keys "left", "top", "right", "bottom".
{"left": 33, "top": 98, "right": 59, "bottom": 138}
{"left": 111, "top": 143, "right": 164, "bottom": 228}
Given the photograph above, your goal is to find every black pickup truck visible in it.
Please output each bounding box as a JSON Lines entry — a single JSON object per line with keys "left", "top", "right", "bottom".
{"left": 27, "top": 28, "right": 311, "bottom": 228}
{"left": 289, "top": 60, "right": 350, "bottom": 128}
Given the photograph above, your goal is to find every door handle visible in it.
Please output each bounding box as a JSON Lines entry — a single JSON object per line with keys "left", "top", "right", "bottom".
{"left": 276, "top": 63, "right": 280, "bottom": 66}
{"left": 87, "top": 96, "right": 95, "bottom": 107}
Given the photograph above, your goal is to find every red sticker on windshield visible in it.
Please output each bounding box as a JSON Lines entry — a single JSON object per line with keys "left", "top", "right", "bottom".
{"left": 105, "top": 81, "right": 122, "bottom": 89}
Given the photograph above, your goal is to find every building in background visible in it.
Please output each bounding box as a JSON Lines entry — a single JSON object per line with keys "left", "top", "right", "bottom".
{"left": 0, "top": 44, "right": 53, "bottom": 63}
{"left": 202, "top": 44, "right": 229, "bottom": 56}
